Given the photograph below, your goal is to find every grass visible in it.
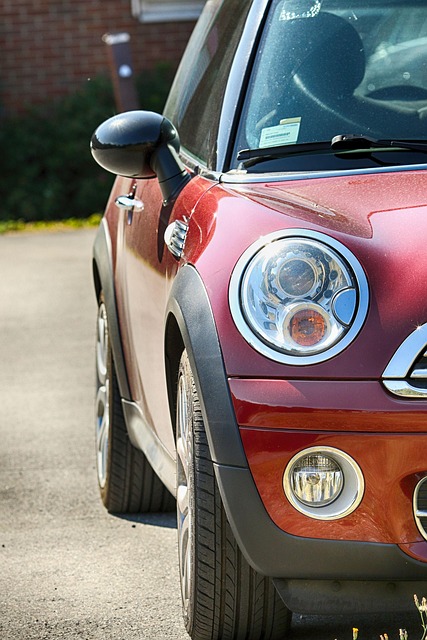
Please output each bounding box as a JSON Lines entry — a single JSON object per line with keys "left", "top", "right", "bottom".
{"left": 0, "top": 213, "right": 102, "bottom": 234}
{"left": 345, "top": 596, "right": 427, "bottom": 640}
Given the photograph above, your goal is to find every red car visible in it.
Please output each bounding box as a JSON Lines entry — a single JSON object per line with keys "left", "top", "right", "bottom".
{"left": 91, "top": 0, "right": 427, "bottom": 637}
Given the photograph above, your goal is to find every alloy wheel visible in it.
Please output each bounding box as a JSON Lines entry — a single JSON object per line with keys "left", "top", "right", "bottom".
{"left": 95, "top": 302, "right": 109, "bottom": 489}
{"left": 176, "top": 371, "right": 193, "bottom": 617}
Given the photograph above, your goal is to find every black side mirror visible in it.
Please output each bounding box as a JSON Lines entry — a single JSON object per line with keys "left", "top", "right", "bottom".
{"left": 90, "top": 110, "right": 190, "bottom": 203}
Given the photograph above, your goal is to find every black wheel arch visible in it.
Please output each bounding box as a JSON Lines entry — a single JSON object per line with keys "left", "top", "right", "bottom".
{"left": 164, "top": 264, "right": 248, "bottom": 469}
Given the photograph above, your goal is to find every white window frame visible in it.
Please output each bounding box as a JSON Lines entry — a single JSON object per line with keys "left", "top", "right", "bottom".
{"left": 131, "top": 0, "right": 205, "bottom": 23}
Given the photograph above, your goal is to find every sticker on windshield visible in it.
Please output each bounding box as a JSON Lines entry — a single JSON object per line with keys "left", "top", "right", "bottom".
{"left": 259, "top": 117, "right": 301, "bottom": 148}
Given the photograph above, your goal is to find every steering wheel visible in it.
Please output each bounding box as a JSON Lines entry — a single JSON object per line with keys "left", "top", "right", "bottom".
{"left": 367, "top": 85, "right": 427, "bottom": 101}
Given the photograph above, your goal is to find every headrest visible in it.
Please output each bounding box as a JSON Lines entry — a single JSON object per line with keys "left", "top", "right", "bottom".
{"left": 278, "top": 12, "right": 365, "bottom": 97}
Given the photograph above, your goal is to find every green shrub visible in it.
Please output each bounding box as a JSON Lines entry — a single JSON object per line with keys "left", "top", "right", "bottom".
{"left": 137, "top": 62, "right": 175, "bottom": 113}
{"left": 0, "top": 76, "right": 115, "bottom": 222}
{"left": 0, "top": 65, "right": 174, "bottom": 222}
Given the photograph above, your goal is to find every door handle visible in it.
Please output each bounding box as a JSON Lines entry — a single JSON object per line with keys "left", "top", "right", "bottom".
{"left": 115, "top": 195, "right": 144, "bottom": 211}
{"left": 115, "top": 194, "right": 144, "bottom": 224}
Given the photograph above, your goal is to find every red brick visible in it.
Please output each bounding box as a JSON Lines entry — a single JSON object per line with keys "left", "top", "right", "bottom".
{"left": 0, "top": 0, "right": 195, "bottom": 115}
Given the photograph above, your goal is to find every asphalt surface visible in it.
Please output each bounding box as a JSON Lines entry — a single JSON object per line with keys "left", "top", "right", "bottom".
{"left": 0, "top": 228, "right": 423, "bottom": 640}
{"left": 0, "top": 229, "right": 186, "bottom": 640}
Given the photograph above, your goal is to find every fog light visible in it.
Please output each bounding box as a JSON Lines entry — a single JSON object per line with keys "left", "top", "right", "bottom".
{"left": 290, "top": 454, "right": 343, "bottom": 506}
{"left": 283, "top": 446, "right": 364, "bottom": 520}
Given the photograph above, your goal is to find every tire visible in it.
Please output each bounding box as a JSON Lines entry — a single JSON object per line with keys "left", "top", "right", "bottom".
{"left": 176, "top": 350, "right": 292, "bottom": 640}
{"left": 95, "top": 294, "right": 175, "bottom": 513}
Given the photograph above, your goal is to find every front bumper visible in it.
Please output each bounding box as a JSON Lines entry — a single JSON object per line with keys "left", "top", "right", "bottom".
{"left": 223, "top": 377, "right": 427, "bottom": 612}
{"left": 215, "top": 463, "right": 427, "bottom": 612}
{"left": 230, "top": 377, "right": 427, "bottom": 546}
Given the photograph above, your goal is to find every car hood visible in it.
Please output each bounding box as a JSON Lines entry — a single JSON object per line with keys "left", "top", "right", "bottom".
{"left": 200, "top": 169, "right": 427, "bottom": 379}
{"left": 228, "top": 168, "right": 427, "bottom": 241}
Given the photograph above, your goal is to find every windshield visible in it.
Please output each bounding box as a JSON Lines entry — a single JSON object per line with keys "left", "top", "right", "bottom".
{"left": 233, "top": 0, "right": 427, "bottom": 171}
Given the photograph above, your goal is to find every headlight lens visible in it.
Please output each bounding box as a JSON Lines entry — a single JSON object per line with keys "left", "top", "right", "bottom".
{"left": 242, "top": 238, "right": 353, "bottom": 353}
{"left": 290, "top": 453, "right": 343, "bottom": 507}
{"left": 283, "top": 447, "right": 365, "bottom": 520}
{"left": 229, "top": 230, "right": 369, "bottom": 365}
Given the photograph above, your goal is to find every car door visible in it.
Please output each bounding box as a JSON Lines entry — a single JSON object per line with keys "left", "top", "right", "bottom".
{"left": 114, "top": 0, "right": 255, "bottom": 457}
{"left": 116, "top": 174, "right": 212, "bottom": 456}
{"left": 119, "top": 176, "right": 173, "bottom": 455}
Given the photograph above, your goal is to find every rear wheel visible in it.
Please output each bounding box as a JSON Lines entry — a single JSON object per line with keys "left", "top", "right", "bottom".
{"left": 95, "top": 294, "right": 175, "bottom": 513}
{"left": 176, "top": 350, "right": 291, "bottom": 640}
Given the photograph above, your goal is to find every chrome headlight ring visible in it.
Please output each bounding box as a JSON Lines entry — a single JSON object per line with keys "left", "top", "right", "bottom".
{"left": 229, "top": 229, "right": 369, "bottom": 365}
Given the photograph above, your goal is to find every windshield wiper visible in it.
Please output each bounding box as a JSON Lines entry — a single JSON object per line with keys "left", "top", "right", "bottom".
{"left": 237, "top": 140, "right": 333, "bottom": 163}
{"left": 330, "top": 134, "right": 427, "bottom": 152}
{"left": 237, "top": 134, "right": 427, "bottom": 167}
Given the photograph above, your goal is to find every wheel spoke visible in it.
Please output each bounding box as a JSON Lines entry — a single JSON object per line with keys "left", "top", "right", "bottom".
{"left": 95, "top": 301, "right": 110, "bottom": 489}
{"left": 177, "top": 486, "right": 190, "bottom": 606}
{"left": 95, "top": 383, "right": 108, "bottom": 488}
{"left": 177, "top": 379, "right": 188, "bottom": 441}
{"left": 177, "top": 436, "right": 189, "bottom": 486}
{"left": 177, "top": 479, "right": 188, "bottom": 517}
{"left": 96, "top": 304, "right": 108, "bottom": 384}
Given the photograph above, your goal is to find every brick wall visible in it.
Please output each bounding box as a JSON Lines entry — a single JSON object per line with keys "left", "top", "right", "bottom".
{"left": 0, "top": 0, "right": 195, "bottom": 116}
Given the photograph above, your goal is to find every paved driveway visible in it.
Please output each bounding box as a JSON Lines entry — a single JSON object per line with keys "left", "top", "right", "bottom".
{"left": 0, "top": 229, "right": 186, "bottom": 639}
{"left": 0, "top": 229, "right": 422, "bottom": 639}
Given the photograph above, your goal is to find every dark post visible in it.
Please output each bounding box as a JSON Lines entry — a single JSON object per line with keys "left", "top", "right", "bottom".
{"left": 103, "top": 32, "right": 140, "bottom": 112}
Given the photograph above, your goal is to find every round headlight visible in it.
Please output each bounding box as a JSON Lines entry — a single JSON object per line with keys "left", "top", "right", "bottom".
{"left": 283, "top": 447, "right": 364, "bottom": 520}
{"left": 229, "top": 230, "right": 369, "bottom": 365}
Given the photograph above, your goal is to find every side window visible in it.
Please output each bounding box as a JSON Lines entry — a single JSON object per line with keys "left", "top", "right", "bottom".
{"left": 163, "top": 0, "right": 252, "bottom": 168}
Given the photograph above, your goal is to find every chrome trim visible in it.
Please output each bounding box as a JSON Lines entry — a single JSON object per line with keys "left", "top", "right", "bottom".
{"left": 382, "top": 324, "right": 427, "bottom": 398}
{"left": 115, "top": 194, "right": 144, "bottom": 225}
{"left": 228, "top": 229, "right": 369, "bottom": 366}
{"left": 182, "top": 156, "right": 427, "bottom": 186}
{"left": 221, "top": 163, "right": 427, "bottom": 185}
{"left": 411, "top": 358, "right": 427, "bottom": 378}
{"left": 283, "top": 446, "right": 364, "bottom": 521}
{"left": 414, "top": 477, "right": 427, "bottom": 541}
{"left": 115, "top": 195, "right": 144, "bottom": 210}
{"left": 383, "top": 324, "right": 427, "bottom": 378}
{"left": 164, "top": 219, "right": 189, "bottom": 259}
{"left": 383, "top": 380, "right": 427, "bottom": 399}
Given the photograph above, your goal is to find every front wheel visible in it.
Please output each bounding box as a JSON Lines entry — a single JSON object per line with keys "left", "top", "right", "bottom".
{"left": 95, "top": 294, "right": 175, "bottom": 513}
{"left": 176, "top": 350, "right": 291, "bottom": 640}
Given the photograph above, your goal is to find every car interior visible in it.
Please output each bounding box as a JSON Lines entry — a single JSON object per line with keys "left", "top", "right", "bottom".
{"left": 241, "top": 2, "right": 427, "bottom": 154}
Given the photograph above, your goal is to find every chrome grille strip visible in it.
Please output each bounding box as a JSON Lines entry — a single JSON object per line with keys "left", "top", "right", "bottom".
{"left": 414, "top": 478, "right": 427, "bottom": 541}
{"left": 382, "top": 324, "right": 427, "bottom": 398}
{"left": 383, "top": 325, "right": 427, "bottom": 379}
{"left": 411, "top": 351, "right": 427, "bottom": 378}
{"left": 383, "top": 380, "right": 427, "bottom": 398}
